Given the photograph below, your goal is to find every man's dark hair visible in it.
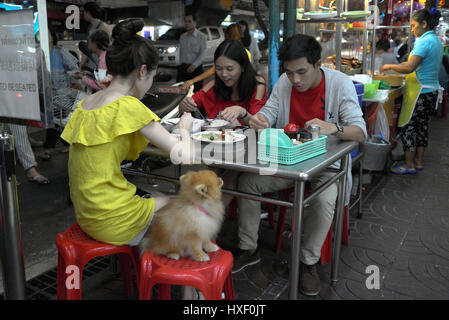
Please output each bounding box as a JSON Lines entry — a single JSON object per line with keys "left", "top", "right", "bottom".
{"left": 84, "top": 2, "right": 105, "bottom": 21}
{"left": 376, "top": 39, "right": 391, "bottom": 52}
{"left": 278, "top": 34, "right": 322, "bottom": 66}
{"left": 185, "top": 13, "right": 197, "bottom": 22}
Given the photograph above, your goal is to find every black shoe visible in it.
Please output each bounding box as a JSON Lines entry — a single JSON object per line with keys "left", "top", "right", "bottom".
{"left": 232, "top": 248, "right": 261, "bottom": 274}
{"left": 299, "top": 262, "right": 321, "bottom": 296}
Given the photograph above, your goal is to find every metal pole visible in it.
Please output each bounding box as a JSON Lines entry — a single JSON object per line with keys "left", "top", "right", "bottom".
{"left": 283, "top": 0, "right": 296, "bottom": 39}
{"left": 288, "top": 180, "right": 306, "bottom": 300}
{"left": 0, "top": 132, "right": 26, "bottom": 300}
{"left": 370, "top": 0, "right": 378, "bottom": 76}
{"left": 335, "top": 0, "right": 343, "bottom": 71}
{"left": 268, "top": 0, "right": 280, "bottom": 94}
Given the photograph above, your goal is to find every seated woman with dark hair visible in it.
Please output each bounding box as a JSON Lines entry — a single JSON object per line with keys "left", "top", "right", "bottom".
{"left": 179, "top": 39, "right": 266, "bottom": 126}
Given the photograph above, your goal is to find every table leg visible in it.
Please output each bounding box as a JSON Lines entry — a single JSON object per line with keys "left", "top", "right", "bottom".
{"left": 331, "top": 153, "right": 350, "bottom": 285}
{"left": 174, "top": 164, "right": 181, "bottom": 192}
{"left": 288, "top": 180, "right": 306, "bottom": 300}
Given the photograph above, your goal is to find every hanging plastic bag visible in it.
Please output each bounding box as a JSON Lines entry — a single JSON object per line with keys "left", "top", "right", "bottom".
{"left": 374, "top": 104, "right": 390, "bottom": 142}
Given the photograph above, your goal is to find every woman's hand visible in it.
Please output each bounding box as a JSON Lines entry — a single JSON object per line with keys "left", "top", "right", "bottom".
{"left": 181, "top": 80, "right": 194, "bottom": 90}
{"left": 220, "top": 106, "right": 246, "bottom": 123}
{"left": 304, "top": 118, "right": 337, "bottom": 135}
{"left": 179, "top": 97, "right": 197, "bottom": 113}
{"left": 178, "top": 112, "right": 194, "bottom": 132}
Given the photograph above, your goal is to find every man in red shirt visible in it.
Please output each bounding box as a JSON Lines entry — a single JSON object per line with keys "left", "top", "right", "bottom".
{"left": 233, "top": 34, "right": 366, "bottom": 296}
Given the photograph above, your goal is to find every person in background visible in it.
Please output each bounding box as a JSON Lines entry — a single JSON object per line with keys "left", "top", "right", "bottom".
{"left": 381, "top": 8, "right": 443, "bottom": 174}
{"left": 375, "top": 39, "right": 398, "bottom": 74}
{"left": 238, "top": 20, "right": 261, "bottom": 70}
{"left": 38, "top": 26, "right": 84, "bottom": 161}
{"left": 80, "top": 2, "right": 112, "bottom": 70}
{"left": 82, "top": 29, "right": 110, "bottom": 91}
{"left": 61, "top": 18, "right": 194, "bottom": 248}
{"left": 181, "top": 23, "right": 249, "bottom": 91}
{"left": 176, "top": 13, "right": 207, "bottom": 93}
{"left": 7, "top": 124, "right": 50, "bottom": 184}
{"left": 320, "top": 23, "right": 335, "bottom": 63}
{"left": 439, "top": 55, "right": 449, "bottom": 92}
{"left": 234, "top": 34, "right": 366, "bottom": 296}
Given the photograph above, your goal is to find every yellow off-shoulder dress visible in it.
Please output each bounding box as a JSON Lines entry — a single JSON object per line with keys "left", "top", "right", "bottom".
{"left": 61, "top": 96, "right": 160, "bottom": 245}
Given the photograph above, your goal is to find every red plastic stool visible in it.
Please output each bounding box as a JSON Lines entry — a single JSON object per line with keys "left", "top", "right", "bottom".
{"left": 55, "top": 222, "right": 140, "bottom": 300}
{"left": 139, "top": 248, "right": 235, "bottom": 300}
{"left": 269, "top": 188, "right": 349, "bottom": 264}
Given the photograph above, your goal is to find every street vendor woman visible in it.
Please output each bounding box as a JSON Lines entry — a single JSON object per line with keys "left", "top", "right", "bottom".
{"left": 381, "top": 8, "right": 443, "bottom": 175}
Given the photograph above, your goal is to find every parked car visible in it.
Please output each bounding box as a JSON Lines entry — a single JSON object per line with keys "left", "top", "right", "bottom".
{"left": 155, "top": 26, "right": 225, "bottom": 67}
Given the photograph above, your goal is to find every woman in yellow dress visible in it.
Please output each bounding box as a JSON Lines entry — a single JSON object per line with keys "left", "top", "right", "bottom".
{"left": 61, "top": 18, "right": 194, "bottom": 246}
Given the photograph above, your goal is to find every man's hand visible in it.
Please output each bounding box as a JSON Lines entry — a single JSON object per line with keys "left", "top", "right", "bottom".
{"left": 248, "top": 113, "right": 269, "bottom": 130}
{"left": 179, "top": 97, "right": 198, "bottom": 113}
{"left": 187, "top": 64, "right": 196, "bottom": 73}
{"left": 304, "top": 118, "right": 338, "bottom": 135}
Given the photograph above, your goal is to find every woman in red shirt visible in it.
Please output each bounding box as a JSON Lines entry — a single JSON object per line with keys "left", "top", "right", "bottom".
{"left": 179, "top": 39, "right": 266, "bottom": 125}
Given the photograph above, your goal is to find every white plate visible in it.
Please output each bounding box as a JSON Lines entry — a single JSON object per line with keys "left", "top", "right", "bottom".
{"left": 162, "top": 118, "right": 204, "bottom": 133}
{"left": 192, "top": 131, "right": 246, "bottom": 144}
{"left": 303, "top": 11, "right": 338, "bottom": 19}
{"left": 202, "top": 119, "right": 230, "bottom": 130}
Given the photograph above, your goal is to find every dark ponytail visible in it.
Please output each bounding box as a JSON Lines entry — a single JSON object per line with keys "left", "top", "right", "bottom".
{"left": 106, "top": 18, "right": 159, "bottom": 77}
{"left": 412, "top": 8, "right": 441, "bottom": 30}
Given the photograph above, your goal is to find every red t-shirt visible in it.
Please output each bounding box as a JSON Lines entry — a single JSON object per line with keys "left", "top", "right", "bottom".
{"left": 289, "top": 72, "right": 326, "bottom": 128}
{"left": 192, "top": 78, "right": 267, "bottom": 120}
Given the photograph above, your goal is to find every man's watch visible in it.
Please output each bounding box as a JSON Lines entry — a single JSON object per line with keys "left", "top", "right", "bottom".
{"left": 333, "top": 123, "right": 344, "bottom": 135}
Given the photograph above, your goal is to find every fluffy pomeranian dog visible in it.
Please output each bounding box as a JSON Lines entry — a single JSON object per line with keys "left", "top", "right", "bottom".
{"left": 140, "top": 170, "right": 225, "bottom": 262}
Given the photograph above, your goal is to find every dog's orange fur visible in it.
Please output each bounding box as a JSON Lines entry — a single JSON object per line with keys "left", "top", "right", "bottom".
{"left": 141, "top": 170, "right": 225, "bottom": 262}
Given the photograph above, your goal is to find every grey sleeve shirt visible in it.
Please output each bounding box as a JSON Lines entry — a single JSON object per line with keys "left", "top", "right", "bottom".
{"left": 179, "top": 29, "right": 207, "bottom": 68}
{"left": 258, "top": 68, "right": 367, "bottom": 205}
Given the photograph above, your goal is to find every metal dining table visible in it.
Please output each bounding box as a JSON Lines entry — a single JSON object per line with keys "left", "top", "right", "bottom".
{"left": 122, "top": 133, "right": 358, "bottom": 300}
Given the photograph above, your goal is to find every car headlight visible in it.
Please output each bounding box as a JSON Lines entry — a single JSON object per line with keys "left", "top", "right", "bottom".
{"left": 167, "top": 46, "right": 177, "bottom": 54}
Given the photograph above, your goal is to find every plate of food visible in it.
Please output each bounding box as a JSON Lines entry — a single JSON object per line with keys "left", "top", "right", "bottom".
{"left": 340, "top": 11, "right": 371, "bottom": 19}
{"left": 303, "top": 11, "right": 338, "bottom": 19}
{"left": 201, "top": 119, "right": 230, "bottom": 130}
{"left": 192, "top": 130, "right": 246, "bottom": 144}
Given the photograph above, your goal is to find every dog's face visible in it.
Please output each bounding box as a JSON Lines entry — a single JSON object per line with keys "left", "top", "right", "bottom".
{"left": 179, "top": 170, "right": 223, "bottom": 201}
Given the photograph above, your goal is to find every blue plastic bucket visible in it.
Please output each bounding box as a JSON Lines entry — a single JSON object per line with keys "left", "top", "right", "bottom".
{"left": 351, "top": 82, "right": 364, "bottom": 158}
{"left": 353, "top": 81, "right": 364, "bottom": 108}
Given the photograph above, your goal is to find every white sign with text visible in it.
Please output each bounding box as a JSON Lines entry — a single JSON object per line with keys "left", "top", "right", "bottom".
{"left": 0, "top": 9, "right": 40, "bottom": 120}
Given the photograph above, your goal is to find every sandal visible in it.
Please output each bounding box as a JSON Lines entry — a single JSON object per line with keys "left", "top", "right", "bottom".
{"left": 28, "top": 175, "right": 50, "bottom": 184}
{"left": 38, "top": 151, "right": 51, "bottom": 161}
{"left": 391, "top": 165, "right": 417, "bottom": 175}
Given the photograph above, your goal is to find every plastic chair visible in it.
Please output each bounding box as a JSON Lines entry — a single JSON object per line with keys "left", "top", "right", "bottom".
{"left": 139, "top": 248, "right": 234, "bottom": 300}
{"left": 268, "top": 188, "right": 349, "bottom": 263}
{"left": 55, "top": 222, "right": 140, "bottom": 300}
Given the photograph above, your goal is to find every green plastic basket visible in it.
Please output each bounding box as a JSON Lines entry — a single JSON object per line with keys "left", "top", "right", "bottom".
{"left": 258, "top": 134, "right": 328, "bottom": 165}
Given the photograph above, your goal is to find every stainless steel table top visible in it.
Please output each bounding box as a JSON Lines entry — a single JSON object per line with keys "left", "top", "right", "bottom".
{"left": 143, "top": 134, "right": 358, "bottom": 181}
